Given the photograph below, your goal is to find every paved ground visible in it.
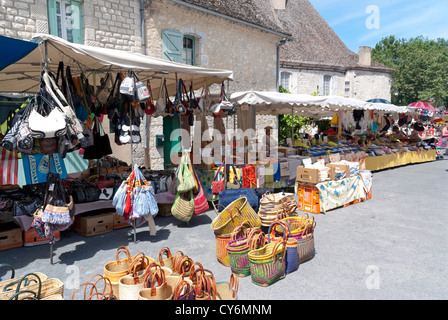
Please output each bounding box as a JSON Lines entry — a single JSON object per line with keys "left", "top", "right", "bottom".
{"left": 1, "top": 157, "right": 447, "bottom": 300}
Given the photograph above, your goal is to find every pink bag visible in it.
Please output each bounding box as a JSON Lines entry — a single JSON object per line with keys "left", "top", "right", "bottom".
{"left": 194, "top": 178, "right": 209, "bottom": 215}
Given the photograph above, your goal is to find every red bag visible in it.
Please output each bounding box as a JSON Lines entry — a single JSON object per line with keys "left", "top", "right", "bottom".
{"left": 211, "top": 161, "right": 225, "bottom": 195}
{"left": 242, "top": 165, "right": 257, "bottom": 189}
{"left": 194, "top": 180, "right": 209, "bottom": 215}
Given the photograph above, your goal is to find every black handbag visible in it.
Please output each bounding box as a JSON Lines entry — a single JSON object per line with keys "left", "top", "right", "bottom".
{"left": 13, "top": 197, "right": 41, "bottom": 217}
{"left": 83, "top": 117, "right": 112, "bottom": 159}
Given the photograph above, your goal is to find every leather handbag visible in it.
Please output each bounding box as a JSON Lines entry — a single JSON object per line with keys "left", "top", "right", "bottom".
{"left": 218, "top": 188, "right": 259, "bottom": 212}
{"left": 28, "top": 95, "right": 67, "bottom": 139}
{"left": 83, "top": 117, "right": 113, "bottom": 159}
{"left": 211, "top": 161, "right": 225, "bottom": 195}
{"left": 13, "top": 197, "right": 41, "bottom": 217}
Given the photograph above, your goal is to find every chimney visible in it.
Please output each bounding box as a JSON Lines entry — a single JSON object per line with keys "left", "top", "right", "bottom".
{"left": 270, "top": 0, "right": 286, "bottom": 10}
{"left": 359, "top": 46, "right": 372, "bottom": 66}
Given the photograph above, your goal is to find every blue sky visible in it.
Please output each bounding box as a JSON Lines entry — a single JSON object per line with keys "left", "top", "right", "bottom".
{"left": 308, "top": 0, "right": 448, "bottom": 53}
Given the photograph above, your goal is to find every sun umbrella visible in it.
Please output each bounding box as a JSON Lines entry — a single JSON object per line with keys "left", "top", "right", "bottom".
{"left": 408, "top": 102, "right": 437, "bottom": 112}
{"left": 366, "top": 98, "right": 391, "bottom": 104}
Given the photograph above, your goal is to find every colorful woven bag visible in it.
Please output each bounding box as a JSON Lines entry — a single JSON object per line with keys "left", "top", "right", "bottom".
{"left": 248, "top": 222, "right": 287, "bottom": 287}
{"left": 227, "top": 228, "right": 265, "bottom": 277}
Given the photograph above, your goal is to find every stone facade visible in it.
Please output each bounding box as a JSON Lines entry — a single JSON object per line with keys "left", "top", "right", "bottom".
{"left": 143, "top": 0, "right": 281, "bottom": 169}
{"left": 0, "top": 0, "right": 283, "bottom": 169}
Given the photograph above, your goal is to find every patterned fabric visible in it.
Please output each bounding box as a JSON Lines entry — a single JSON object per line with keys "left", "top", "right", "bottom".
{"left": 316, "top": 175, "right": 365, "bottom": 213}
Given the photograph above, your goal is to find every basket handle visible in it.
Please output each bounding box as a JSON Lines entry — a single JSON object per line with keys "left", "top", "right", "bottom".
{"left": 268, "top": 220, "right": 290, "bottom": 243}
{"left": 115, "top": 246, "right": 132, "bottom": 264}
{"left": 212, "top": 202, "right": 226, "bottom": 215}
{"left": 230, "top": 220, "right": 251, "bottom": 240}
{"left": 247, "top": 228, "right": 266, "bottom": 250}
{"left": 0, "top": 263, "right": 15, "bottom": 279}
{"left": 272, "top": 240, "right": 287, "bottom": 263}
{"left": 229, "top": 273, "right": 239, "bottom": 299}
{"left": 189, "top": 261, "right": 205, "bottom": 283}
{"left": 173, "top": 280, "right": 191, "bottom": 300}
{"left": 263, "top": 191, "right": 274, "bottom": 201}
{"left": 157, "top": 246, "right": 173, "bottom": 266}
{"left": 91, "top": 274, "right": 114, "bottom": 298}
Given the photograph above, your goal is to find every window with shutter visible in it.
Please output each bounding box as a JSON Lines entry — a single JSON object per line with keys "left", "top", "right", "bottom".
{"left": 47, "top": 0, "right": 83, "bottom": 44}
{"left": 182, "top": 35, "right": 195, "bottom": 65}
{"left": 162, "top": 29, "right": 183, "bottom": 63}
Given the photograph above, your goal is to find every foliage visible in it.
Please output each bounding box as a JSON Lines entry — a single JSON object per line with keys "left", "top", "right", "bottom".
{"left": 372, "top": 35, "right": 448, "bottom": 107}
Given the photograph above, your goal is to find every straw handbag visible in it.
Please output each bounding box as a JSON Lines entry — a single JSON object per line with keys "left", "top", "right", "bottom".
{"left": 248, "top": 223, "right": 287, "bottom": 287}
{"left": 177, "top": 153, "right": 196, "bottom": 193}
{"left": 118, "top": 254, "right": 153, "bottom": 300}
{"left": 211, "top": 197, "right": 261, "bottom": 236}
{"left": 157, "top": 246, "right": 175, "bottom": 270}
{"left": 138, "top": 264, "right": 179, "bottom": 300}
{"left": 171, "top": 279, "right": 195, "bottom": 300}
{"left": 0, "top": 271, "right": 48, "bottom": 293}
{"left": 103, "top": 246, "right": 133, "bottom": 283}
{"left": 216, "top": 273, "right": 239, "bottom": 300}
{"left": 215, "top": 220, "right": 255, "bottom": 267}
{"left": 297, "top": 221, "right": 316, "bottom": 264}
{"left": 268, "top": 220, "right": 299, "bottom": 274}
{"left": 72, "top": 274, "right": 116, "bottom": 300}
{"left": 227, "top": 228, "right": 266, "bottom": 277}
{"left": 258, "top": 192, "right": 297, "bottom": 227}
{"left": 192, "top": 264, "right": 216, "bottom": 300}
{"left": 0, "top": 273, "right": 64, "bottom": 300}
{"left": 171, "top": 190, "right": 195, "bottom": 222}
{"left": 280, "top": 213, "right": 315, "bottom": 239}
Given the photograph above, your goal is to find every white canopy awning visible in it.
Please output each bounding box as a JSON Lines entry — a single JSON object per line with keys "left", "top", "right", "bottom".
{"left": 230, "top": 91, "right": 419, "bottom": 118}
{"left": 0, "top": 34, "right": 233, "bottom": 98}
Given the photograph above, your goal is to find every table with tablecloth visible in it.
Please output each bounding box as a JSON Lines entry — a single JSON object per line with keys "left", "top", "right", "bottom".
{"left": 364, "top": 150, "right": 436, "bottom": 171}
{"left": 316, "top": 175, "right": 366, "bottom": 213}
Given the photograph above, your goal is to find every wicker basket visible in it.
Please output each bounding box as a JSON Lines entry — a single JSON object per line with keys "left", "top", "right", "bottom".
{"left": 297, "top": 225, "right": 315, "bottom": 264}
{"left": 248, "top": 223, "right": 287, "bottom": 287}
{"left": 103, "top": 246, "right": 133, "bottom": 283}
{"left": 171, "top": 278, "right": 195, "bottom": 300}
{"left": 227, "top": 228, "right": 266, "bottom": 277}
{"left": 280, "top": 213, "right": 316, "bottom": 239}
{"left": 258, "top": 192, "right": 297, "bottom": 227}
{"left": 216, "top": 273, "right": 239, "bottom": 300}
{"left": 214, "top": 220, "right": 255, "bottom": 267}
{"left": 0, "top": 276, "right": 64, "bottom": 300}
{"left": 157, "top": 247, "right": 175, "bottom": 270}
{"left": 211, "top": 197, "right": 261, "bottom": 235}
{"left": 0, "top": 272, "right": 48, "bottom": 293}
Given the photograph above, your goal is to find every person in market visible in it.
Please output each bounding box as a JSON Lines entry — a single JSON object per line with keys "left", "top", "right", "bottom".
{"left": 436, "top": 123, "right": 448, "bottom": 159}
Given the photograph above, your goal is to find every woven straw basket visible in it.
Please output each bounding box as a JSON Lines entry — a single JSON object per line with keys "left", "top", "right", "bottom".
{"left": 211, "top": 197, "right": 261, "bottom": 235}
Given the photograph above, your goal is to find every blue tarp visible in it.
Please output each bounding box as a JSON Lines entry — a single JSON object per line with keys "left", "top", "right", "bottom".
{"left": 0, "top": 35, "right": 38, "bottom": 71}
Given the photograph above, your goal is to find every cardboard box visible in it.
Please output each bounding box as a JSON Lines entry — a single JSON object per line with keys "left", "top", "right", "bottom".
{"left": 23, "top": 228, "right": 60, "bottom": 247}
{"left": 296, "top": 166, "right": 320, "bottom": 184}
{"left": 113, "top": 213, "right": 131, "bottom": 230}
{"left": 0, "top": 222, "right": 23, "bottom": 251}
{"left": 326, "top": 164, "right": 350, "bottom": 180}
{"left": 73, "top": 211, "right": 114, "bottom": 237}
{"left": 157, "top": 203, "right": 172, "bottom": 217}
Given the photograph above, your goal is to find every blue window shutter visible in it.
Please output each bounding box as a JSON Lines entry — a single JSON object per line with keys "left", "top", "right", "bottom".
{"left": 70, "top": 1, "right": 83, "bottom": 44}
{"left": 47, "top": 0, "right": 58, "bottom": 36}
{"left": 162, "top": 29, "right": 182, "bottom": 63}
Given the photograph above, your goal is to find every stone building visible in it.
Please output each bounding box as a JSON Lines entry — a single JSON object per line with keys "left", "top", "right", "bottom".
{"left": 275, "top": 0, "right": 394, "bottom": 101}
{"left": 0, "top": 0, "right": 393, "bottom": 169}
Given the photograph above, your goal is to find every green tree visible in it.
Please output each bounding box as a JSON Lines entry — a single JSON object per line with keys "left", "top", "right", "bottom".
{"left": 372, "top": 35, "right": 448, "bottom": 107}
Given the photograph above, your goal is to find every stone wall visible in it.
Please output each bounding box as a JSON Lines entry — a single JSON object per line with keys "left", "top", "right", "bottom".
{"left": 345, "top": 69, "right": 392, "bottom": 101}
{"left": 0, "top": 0, "right": 281, "bottom": 169}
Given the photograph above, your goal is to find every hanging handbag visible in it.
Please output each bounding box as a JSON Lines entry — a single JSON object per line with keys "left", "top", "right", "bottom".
{"left": 120, "top": 71, "right": 136, "bottom": 101}
{"left": 242, "top": 165, "right": 257, "bottom": 189}
{"left": 226, "top": 165, "right": 241, "bottom": 189}
{"left": 171, "top": 190, "right": 194, "bottom": 222}
{"left": 133, "top": 71, "right": 151, "bottom": 103}
{"left": 193, "top": 176, "right": 209, "bottom": 216}
{"left": 145, "top": 80, "right": 156, "bottom": 115}
{"left": 16, "top": 100, "right": 34, "bottom": 154}
{"left": 28, "top": 94, "right": 67, "bottom": 139}
{"left": 211, "top": 161, "right": 225, "bottom": 195}
{"left": 41, "top": 173, "right": 73, "bottom": 225}
{"left": 83, "top": 117, "right": 113, "bottom": 159}
{"left": 176, "top": 153, "right": 196, "bottom": 193}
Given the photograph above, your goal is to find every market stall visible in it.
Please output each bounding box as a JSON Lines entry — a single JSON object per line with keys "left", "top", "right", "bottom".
{"left": 0, "top": 34, "right": 234, "bottom": 262}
